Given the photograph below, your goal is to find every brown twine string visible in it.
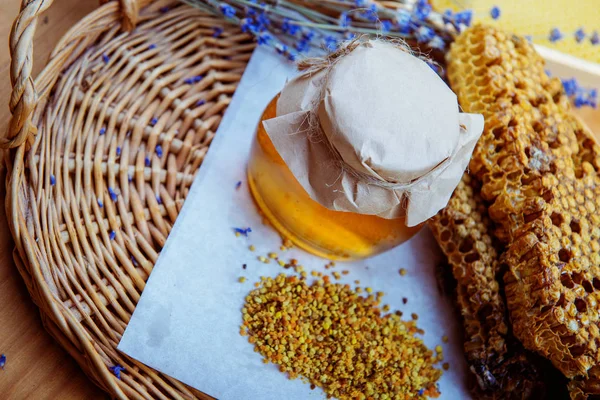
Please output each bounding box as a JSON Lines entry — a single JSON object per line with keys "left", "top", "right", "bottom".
{"left": 294, "top": 36, "right": 459, "bottom": 191}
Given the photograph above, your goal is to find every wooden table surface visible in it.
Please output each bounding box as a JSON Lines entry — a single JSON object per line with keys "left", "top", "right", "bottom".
{"left": 0, "top": 1, "right": 599, "bottom": 400}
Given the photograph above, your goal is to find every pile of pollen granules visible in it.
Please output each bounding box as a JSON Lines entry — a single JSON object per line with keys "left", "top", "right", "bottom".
{"left": 240, "top": 274, "right": 442, "bottom": 399}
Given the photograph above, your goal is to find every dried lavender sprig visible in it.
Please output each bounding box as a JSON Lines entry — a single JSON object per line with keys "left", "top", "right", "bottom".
{"left": 235, "top": 0, "right": 333, "bottom": 23}
{"left": 277, "top": 0, "right": 339, "bottom": 24}
{"left": 289, "top": 20, "right": 412, "bottom": 39}
{"left": 180, "top": 0, "right": 299, "bottom": 50}
{"left": 193, "top": 1, "right": 453, "bottom": 38}
{"left": 180, "top": 0, "right": 338, "bottom": 57}
{"left": 182, "top": 0, "right": 456, "bottom": 61}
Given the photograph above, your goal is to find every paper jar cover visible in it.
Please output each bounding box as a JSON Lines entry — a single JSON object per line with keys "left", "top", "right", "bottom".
{"left": 263, "top": 40, "right": 484, "bottom": 227}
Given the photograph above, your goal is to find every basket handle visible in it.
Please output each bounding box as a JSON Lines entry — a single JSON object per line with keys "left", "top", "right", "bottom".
{"left": 4, "top": 0, "right": 139, "bottom": 149}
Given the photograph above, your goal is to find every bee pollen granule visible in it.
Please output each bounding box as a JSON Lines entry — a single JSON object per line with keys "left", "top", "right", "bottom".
{"left": 241, "top": 274, "right": 442, "bottom": 399}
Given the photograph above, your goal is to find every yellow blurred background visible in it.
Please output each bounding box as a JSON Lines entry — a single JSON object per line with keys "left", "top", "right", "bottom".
{"left": 432, "top": 0, "right": 600, "bottom": 63}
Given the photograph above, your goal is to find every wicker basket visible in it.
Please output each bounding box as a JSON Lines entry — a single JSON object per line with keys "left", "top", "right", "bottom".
{"left": 5, "top": 0, "right": 254, "bottom": 398}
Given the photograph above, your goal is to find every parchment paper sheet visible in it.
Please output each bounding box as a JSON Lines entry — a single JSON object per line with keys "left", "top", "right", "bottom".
{"left": 118, "top": 46, "right": 471, "bottom": 400}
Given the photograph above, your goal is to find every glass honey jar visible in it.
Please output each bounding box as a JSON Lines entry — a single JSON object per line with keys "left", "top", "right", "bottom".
{"left": 247, "top": 97, "right": 422, "bottom": 261}
{"left": 247, "top": 40, "right": 484, "bottom": 261}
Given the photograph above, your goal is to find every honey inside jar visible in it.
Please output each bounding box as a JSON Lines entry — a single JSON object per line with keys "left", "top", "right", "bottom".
{"left": 247, "top": 97, "right": 422, "bottom": 260}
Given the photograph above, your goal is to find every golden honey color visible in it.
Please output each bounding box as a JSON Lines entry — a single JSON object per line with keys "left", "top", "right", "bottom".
{"left": 247, "top": 97, "right": 421, "bottom": 260}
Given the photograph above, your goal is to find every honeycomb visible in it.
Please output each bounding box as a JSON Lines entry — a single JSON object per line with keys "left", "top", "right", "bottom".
{"left": 430, "top": 175, "right": 547, "bottom": 398}
{"left": 569, "top": 365, "right": 600, "bottom": 399}
{"left": 439, "top": 24, "right": 600, "bottom": 397}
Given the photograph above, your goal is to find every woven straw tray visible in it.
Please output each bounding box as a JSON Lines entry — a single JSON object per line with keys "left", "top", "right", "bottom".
{"left": 6, "top": 0, "right": 255, "bottom": 398}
